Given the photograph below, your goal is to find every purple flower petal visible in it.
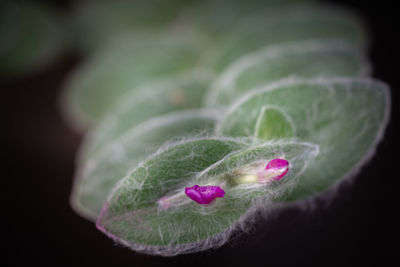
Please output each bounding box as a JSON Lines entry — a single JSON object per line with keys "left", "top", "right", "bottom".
{"left": 264, "top": 158, "right": 289, "bottom": 181}
{"left": 185, "top": 185, "right": 225, "bottom": 205}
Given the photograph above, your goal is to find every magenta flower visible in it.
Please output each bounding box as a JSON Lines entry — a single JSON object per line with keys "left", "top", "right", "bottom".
{"left": 265, "top": 158, "right": 289, "bottom": 181}
{"left": 257, "top": 158, "right": 289, "bottom": 182}
{"left": 185, "top": 185, "right": 225, "bottom": 205}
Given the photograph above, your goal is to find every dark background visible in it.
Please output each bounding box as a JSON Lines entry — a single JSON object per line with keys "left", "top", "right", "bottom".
{"left": 2, "top": 0, "right": 398, "bottom": 266}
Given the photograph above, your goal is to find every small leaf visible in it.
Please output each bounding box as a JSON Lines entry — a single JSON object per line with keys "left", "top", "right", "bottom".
{"left": 253, "top": 106, "right": 295, "bottom": 140}
{"left": 96, "top": 138, "right": 318, "bottom": 256}
{"left": 217, "top": 78, "right": 390, "bottom": 200}
{"left": 70, "top": 110, "right": 217, "bottom": 220}
{"left": 206, "top": 39, "right": 369, "bottom": 106}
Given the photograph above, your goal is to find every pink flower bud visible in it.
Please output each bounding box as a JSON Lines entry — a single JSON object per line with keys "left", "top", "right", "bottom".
{"left": 258, "top": 158, "right": 289, "bottom": 182}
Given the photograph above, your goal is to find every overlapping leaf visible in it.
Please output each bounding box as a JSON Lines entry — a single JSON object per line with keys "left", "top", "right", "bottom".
{"left": 206, "top": 39, "right": 369, "bottom": 106}
{"left": 79, "top": 69, "right": 214, "bottom": 161}
{"left": 183, "top": 0, "right": 317, "bottom": 38}
{"left": 61, "top": 32, "right": 212, "bottom": 130}
{"left": 214, "top": 4, "right": 367, "bottom": 70}
{"left": 217, "top": 78, "right": 390, "bottom": 200}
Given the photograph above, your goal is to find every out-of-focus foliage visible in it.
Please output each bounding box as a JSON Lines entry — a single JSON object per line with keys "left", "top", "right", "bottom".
{"left": 0, "top": 1, "right": 67, "bottom": 77}
{"left": 71, "top": 0, "right": 190, "bottom": 53}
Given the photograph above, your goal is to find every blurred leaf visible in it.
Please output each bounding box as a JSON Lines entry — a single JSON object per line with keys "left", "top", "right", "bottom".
{"left": 185, "top": 0, "right": 317, "bottom": 38}
{"left": 61, "top": 32, "right": 212, "bottom": 129}
{"left": 72, "top": 0, "right": 190, "bottom": 52}
{"left": 206, "top": 39, "right": 369, "bottom": 106}
{"left": 214, "top": 4, "right": 367, "bottom": 70}
{"left": 79, "top": 69, "right": 215, "bottom": 160}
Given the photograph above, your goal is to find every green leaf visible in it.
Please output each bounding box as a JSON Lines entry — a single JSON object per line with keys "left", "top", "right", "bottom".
{"left": 79, "top": 69, "right": 215, "bottom": 161}
{"left": 71, "top": 110, "right": 218, "bottom": 220}
{"left": 217, "top": 78, "right": 390, "bottom": 200}
{"left": 61, "top": 32, "right": 211, "bottom": 130}
{"left": 214, "top": 4, "right": 367, "bottom": 70}
{"left": 96, "top": 138, "right": 318, "bottom": 255}
{"left": 206, "top": 39, "right": 369, "bottom": 106}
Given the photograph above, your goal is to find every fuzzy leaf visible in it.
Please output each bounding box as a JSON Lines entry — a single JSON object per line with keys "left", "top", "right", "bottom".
{"left": 71, "top": 110, "right": 217, "bottom": 220}
{"left": 217, "top": 78, "right": 390, "bottom": 200}
{"left": 96, "top": 138, "right": 318, "bottom": 256}
{"left": 79, "top": 69, "right": 214, "bottom": 161}
{"left": 206, "top": 39, "right": 369, "bottom": 106}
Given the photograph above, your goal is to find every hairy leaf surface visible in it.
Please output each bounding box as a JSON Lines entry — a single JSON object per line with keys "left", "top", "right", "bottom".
{"left": 71, "top": 110, "right": 217, "bottom": 220}
{"left": 218, "top": 78, "right": 390, "bottom": 200}
{"left": 97, "top": 138, "right": 318, "bottom": 255}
